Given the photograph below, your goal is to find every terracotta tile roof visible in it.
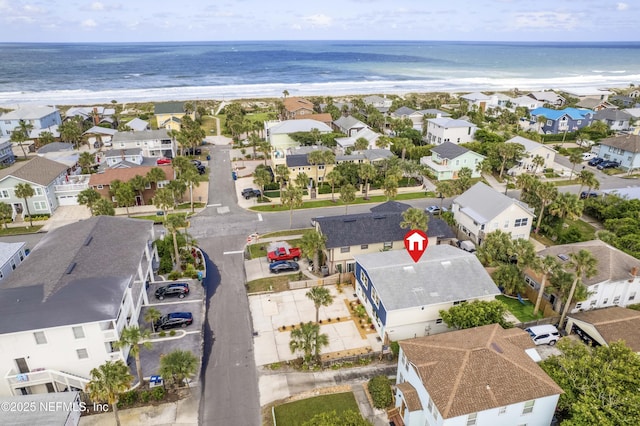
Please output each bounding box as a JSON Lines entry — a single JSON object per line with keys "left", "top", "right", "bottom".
{"left": 293, "top": 113, "right": 333, "bottom": 123}
{"left": 569, "top": 307, "right": 640, "bottom": 352}
{"left": 396, "top": 382, "right": 423, "bottom": 411}
{"left": 89, "top": 165, "right": 173, "bottom": 186}
{"left": 0, "top": 156, "right": 67, "bottom": 186}
{"left": 399, "top": 324, "right": 563, "bottom": 419}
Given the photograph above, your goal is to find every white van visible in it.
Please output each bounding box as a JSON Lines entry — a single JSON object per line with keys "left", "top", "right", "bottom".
{"left": 457, "top": 240, "right": 476, "bottom": 253}
{"left": 525, "top": 325, "right": 560, "bottom": 346}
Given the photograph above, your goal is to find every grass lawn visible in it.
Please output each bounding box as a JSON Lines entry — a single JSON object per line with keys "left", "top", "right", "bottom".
{"left": 131, "top": 212, "right": 193, "bottom": 224}
{"left": 552, "top": 179, "right": 579, "bottom": 187}
{"left": 248, "top": 238, "right": 302, "bottom": 259}
{"left": 274, "top": 392, "right": 360, "bottom": 426}
{"left": 246, "top": 275, "right": 299, "bottom": 293}
{"left": 0, "top": 225, "right": 43, "bottom": 236}
{"left": 200, "top": 116, "right": 217, "bottom": 135}
{"left": 249, "top": 192, "right": 430, "bottom": 212}
{"left": 261, "top": 229, "right": 311, "bottom": 238}
{"left": 564, "top": 218, "right": 596, "bottom": 240}
{"left": 497, "top": 295, "right": 543, "bottom": 323}
{"left": 530, "top": 232, "right": 555, "bottom": 247}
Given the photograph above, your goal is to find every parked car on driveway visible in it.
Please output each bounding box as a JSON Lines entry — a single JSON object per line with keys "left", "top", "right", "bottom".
{"left": 155, "top": 312, "right": 193, "bottom": 330}
{"left": 267, "top": 246, "right": 301, "bottom": 263}
{"left": 597, "top": 160, "right": 620, "bottom": 170}
{"left": 580, "top": 191, "right": 598, "bottom": 199}
{"left": 425, "top": 205, "right": 448, "bottom": 215}
{"left": 156, "top": 157, "right": 172, "bottom": 165}
{"left": 269, "top": 260, "right": 299, "bottom": 274}
{"left": 582, "top": 152, "right": 596, "bottom": 161}
{"left": 588, "top": 157, "right": 604, "bottom": 166}
{"left": 525, "top": 325, "right": 560, "bottom": 346}
{"left": 155, "top": 283, "right": 190, "bottom": 300}
{"left": 241, "top": 188, "right": 261, "bottom": 199}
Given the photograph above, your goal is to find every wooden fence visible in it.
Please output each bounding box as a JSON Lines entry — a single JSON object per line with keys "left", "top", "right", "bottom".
{"left": 288, "top": 275, "right": 340, "bottom": 290}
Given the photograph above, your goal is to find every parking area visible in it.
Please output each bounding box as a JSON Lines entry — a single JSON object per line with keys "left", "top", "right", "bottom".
{"left": 137, "top": 279, "right": 205, "bottom": 382}
{"left": 245, "top": 257, "right": 312, "bottom": 282}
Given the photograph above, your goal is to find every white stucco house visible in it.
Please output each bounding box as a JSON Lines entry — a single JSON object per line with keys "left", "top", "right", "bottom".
{"left": 353, "top": 245, "right": 501, "bottom": 343}
{"left": 425, "top": 118, "right": 477, "bottom": 145}
{"left": 506, "top": 136, "right": 556, "bottom": 176}
{"left": 452, "top": 182, "right": 535, "bottom": 245}
{"left": 0, "top": 216, "right": 158, "bottom": 396}
{"left": 110, "top": 129, "right": 176, "bottom": 159}
{"left": 390, "top": 324, "right": 563, "bottom": 426}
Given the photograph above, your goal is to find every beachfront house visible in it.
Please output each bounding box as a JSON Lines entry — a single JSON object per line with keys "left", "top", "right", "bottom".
{"left": 153, "top": 101, "right": 196, "bottom": 131}
{"left": 510, "top": 95, "right": 541, "bottom": 110}
{"left": 363, "top": 95, "right": 392, "bottom": 112}
{"left": 0, "top": 216, "right": 158, "bottom": 397}
{"left": 283, "top": 97, "right": 315, "bottom": 119}
{"left": 64, "top": 106, "right": 116, "bottom": 127}
{"left": 110, "top": 129, "right": 176, "bottom": 159}
{"left": 266, "top": 119, "right": 332, "bottom": 157}
{"left": 315, "top": 201, "right": 455, "bottom": 274}
{"left": 595, "top": 134, "right": 640, "bottom": 171}
{"left": 389, "top": 324, "right": 563, "bottom": 426}
{"left": 0, "top": 156, "right": 68, "bottom": 221}
{"left": 460, "top": 92, "right": 494, "bottom": 111}
{"left": 0, "top": 106, "right": 62, "bottom": 138}
{"left": 576, "top": 98, "right": 616, "bottom": 111}
{"left": 452, "top": 182, "right": 535, "bottom": 245}
{"left": 420, "top": 142, "right": 485, "bottom": 181}
{"left": 505, "top": 136, "right": 556, "bottom": 176}
{"left": 353, "top": 245, "right": 501, "bottom": 343}
{"left": 125, "top": 118, "right": 150, "bottom": 131}
{"left": 562, "top": 88, "right": 613, "bottom": 102}
{"left": 425, "top": 117, "right": 477, "bottom": 145}
{"left": 527, "top": 91, "right": 565, "bottom": 107}
{"left": 594, "top": 109, "right": 632, "bottom": 131}
{"left": 530, "top": 107, "right": 594, "bottom": 134}
{"left": 89, "top": 165, "right": 173, "bottom": 206}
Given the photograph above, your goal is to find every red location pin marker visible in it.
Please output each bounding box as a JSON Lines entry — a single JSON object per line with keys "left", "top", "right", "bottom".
{"left": 404, "top": 229, "right": 429, "bottom": 263}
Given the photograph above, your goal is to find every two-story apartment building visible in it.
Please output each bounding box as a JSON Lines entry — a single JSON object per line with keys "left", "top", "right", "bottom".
{"left": 596, "top": 134, "right": 640, "bottom": 171}
{"left": 0, "top": 106, "right": 62, "bottom": 138}
{"left": 506, "top": 136, "right": 556, "bottom": 175}
{"left": 530, "top": 107, "right": 594, "bottom": 134}
{"left": 421, "top": 142, "right": 485, "bottom": 181}
{"left": 316, "top": 201, "right": 456, "bottom": 274}
{"left": 452, "top": 182, "right": 535, "bottom": 245}
{"left": 391, "top": 324, "right": 563, "bottom": 426}
{"left": 425, "top": 118, "right": 477, "bottom": 145}
{"left": 110, "top": 129, "right": 176, "bottom": 159}
{"left": 0, "top": 216, "right": 158, "bottom": 396}
{"left": 354, "top": 245, "right": 501, "bottom": 343}
{"left": 0, "top": 156, "right": 68, "bottom": 220}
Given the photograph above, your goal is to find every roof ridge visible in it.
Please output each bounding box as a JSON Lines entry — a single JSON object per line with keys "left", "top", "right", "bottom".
{"left": 441, "top": 347, "right": 471, "bottom": 417}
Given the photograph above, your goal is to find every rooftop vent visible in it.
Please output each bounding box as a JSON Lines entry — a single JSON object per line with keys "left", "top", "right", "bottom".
{"left": 441, "top": 261, "right": 452, "bottom": 268}
{"left": 343, "top": 218, "right": 357, "bottom": 223}
{"left": 65, "top": 262, "right": 77, "bottom": 275}
{"left": 403, "top": 266, "right": 415, "bottom": 273}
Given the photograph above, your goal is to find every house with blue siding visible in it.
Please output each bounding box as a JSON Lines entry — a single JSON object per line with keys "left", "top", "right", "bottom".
{"left": 530, "top": 107, "right": 594, "bottom": 134}
{"left": 420, "top": 142, "right": 485, "bottom": 181}
{"left": 0, "top": 106, "right": 62, "bottom": 138}
{"left": 353, "top": 245, "right": 500, "bottom": 343}
{"left": 596, "top": 134, "right": 640, "bottom": 172}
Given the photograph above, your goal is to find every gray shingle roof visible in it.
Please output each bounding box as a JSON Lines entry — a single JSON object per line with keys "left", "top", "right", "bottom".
{"left": 355, "top": 245, "right": 501, "bottom": 311}
{"left": 0, "top": 106, "right": 58, "bottom": 120}
{"left": 104, "top": 147, "right": 142, "bottom": 157}
{"left": 0, "top": 242, "right": 25, "bottom": 268}
{"left": 317, "top": 207, "right": 455, "bottom": 249}
{"left": 430, "top": 142, "right": 470, "bottom": 159}
{"left": 595, "top": 109, "right": 632, "bottom": 121}
{"left": 36, "top": 142, "right": 74, "bottom": 154}
{"left": 154, "top": 101, "right": 187, "bottom": 114}
{"left": 286, "top": 154, "right": 311, "bottom": 167}
{"left": 112, "top": 129, "right": 170, "bottom": 142}
{"left": 392, "top": 106, "right": 416, "bottom": 116}
{"left": 454, "top": 182, "right": 534, "bottom": 224}
{"left": 598, "top": 134, "right": 640, "bottom": 153}
{"left": 0, "top": 156, "right": 68, "bottom": 186}
{"left": 0, "top": 216, "right": 153, "bottom": 334}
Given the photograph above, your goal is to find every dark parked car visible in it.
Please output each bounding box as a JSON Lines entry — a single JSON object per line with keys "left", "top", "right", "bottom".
{"left": 196, "top": 165, "right": 206, "bottom": 175}
{"left": 185, "top": 147, "right": 202, "bottom": 156}
{"left": 269, "top": 260, "right": 300, "bottom": 274}
{"left": 241, "top": 188, "right": 261, "bottom": 199}
{"left": 580, "top": 191, "right": 598, "bottom": 199}
{"left": 588, "top": 157, "right": 604, "bottom": 166}
{"left": 154, "top": 283, "right": 189, "bottom": 300}
{"left": 155, "top": 312, "right": 193, "bottom": 330}
{"left": 597, "top": 160, "right": 620, "bottom": 170}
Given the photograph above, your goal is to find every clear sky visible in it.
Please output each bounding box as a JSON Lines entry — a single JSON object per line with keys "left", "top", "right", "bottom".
{"left": 0, "top": 0, "right": 637, "bottom": 43}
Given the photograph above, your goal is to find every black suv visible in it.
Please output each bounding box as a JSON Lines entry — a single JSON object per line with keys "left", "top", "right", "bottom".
{"left": 155, "top": 283, "right": 189, "bottom": 300}
{"left": 588, "top": 157, "right": 604, "bottom": 166}
{"left": 155, "top": 312, "right": 193, "bottom": 330}
{"left": 241, "top": 188, "right": 261, "bottom": 199}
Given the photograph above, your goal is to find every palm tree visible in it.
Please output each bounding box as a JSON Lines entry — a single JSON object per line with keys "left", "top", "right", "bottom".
{"left": 159, "top": 349, "right": 198, "bottom": 392}
{"left": 289, "top": 321, "right": 328, "bottom": 366}
{"left": 77, "top": 188, "right": 102, "bottom": 215}
{"left": 171, "top": 156, "right": 192, "bottom": 178}
{"left": 320, "top": 151, "right": 336, "bottom": 183}
{"left": 59, "top": 117, "right": 84, "bottom": 149}
{"left": 533, "top": 181, "right": 558, "bottom": 233}
{"left": 532, "top": 255, "right": 560, "bottom": 316}
{"left": 549, "top": 192, "right": 584, "bottom": 221}
{"left": 93, "top": 198, "right": 115, "bottom": 216}
{"left": 294, "top": 172, "right": 309, "bottom": 190}
{"left": 300, "top": 230, "right": 327, "bottom": 274}
{"left": 166, "top": 180, "right": 187, "bottom": 205}
{"left": 393, "top": 137, "right": 412, "bottom": 161}
{"left": 248, "top": 132, "right": 261, "bottom": 160}
{"left": 531, "top": 154, "right": 545, "bottom": 175}
{"left": 113, "top": 182, "right": 135, "bottom": 217}
{"left": 274, "top": 164, "right": 290, "bottom": 194}
{"left": 383, "top": 176, "right": 398, "bottom": 200}
{"left": 253, "top": 167, "right": 272, "bottom": 197}
{"left": 536, "top": 115, "right": 547, "bottom": 136}
{"left": 325, "top": 169, "right": 342, "bottom": 202}
{"left": 568, "top": 151, "right": 583, "bottom": 181}
{"left": 146, "top": 167, "right": 167, "bottom": 189}
{"left": 114, "top": 326, "right": 151, "bottom": 388}
{"left": 129, "top": 175, "right": 149, "bottom": 205}
{"left": 180, "top": 166, "right": 201, "bottom": 213}
{"left": 38, "top": 130, "right": 55, "bottom": 146}
{"left": 358, "top": 163, "right": 377, "bottom": 199}
{"left": 144, "top": 307, "right": 162, "bottom": 333}
{"left": 280, "top": 186, "right": 303, "bottom": 228}
{"left": 307, "top": 150, "right": 325, "bottom": 188}
{"left": 576, "top": 170, "right": 595, "bottom": 195}
{"left": 559, "top": 249, "right": 598, "bottom": 327}
{"left": 309, "top": 128, "right": 321, "bottom": 145}
{"left": 166, "top": 214, "right": 187, "bottom": 271}
{"left": 152, "top": 188, "right": 175, "bottom": 221}
{"left": 400, "top": 207, "right": 429, "bottom": 231}
{"left": 78, "top": 151, "right": 95, "bottom": 174}
{"left": 10, "top": 120, "right": 33, "bottom": 159}
{"left": 86, "top": 361, "right": 133, "bottom": 426}
{"left": 14, "top": 182, "right": 34, "bottom": 226}
{"left": 306, "top": 286, "right": 334, "bottom": 324}
{"left": 353, "top": 137, "right": 369, "bottom": 151}
{"left": 375, "top": 136, "right": 392, "bottom": 150}
{"left": 0, "top": 202, "right": 12, "bottom": 229}
{"left": 339, "top": 184, "right": 357, "bottom": 214}
{"left": 435, "top": 180, "right": 456, "bottom": 210}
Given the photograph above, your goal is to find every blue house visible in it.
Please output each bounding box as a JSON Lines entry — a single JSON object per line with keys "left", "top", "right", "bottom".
{"left": 530, "top": 107, "right": 594, "bottom": 134}
{"left": 354, "top": 245, "right": 501, "bottom": 343}
{"left": 0, "top": 106, "right": 62, "bottom": 138}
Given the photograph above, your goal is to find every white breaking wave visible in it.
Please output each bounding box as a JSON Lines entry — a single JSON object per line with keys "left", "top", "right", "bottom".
{"left": 1, "top": 73, "right": 639, "bottom": 106}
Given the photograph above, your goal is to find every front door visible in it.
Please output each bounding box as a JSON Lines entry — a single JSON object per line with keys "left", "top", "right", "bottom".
{"left": 15, "top": 357, "right": 29, "bottom": 374}
{"left": 13, "top": 203, "right": 23, "bottom": 215}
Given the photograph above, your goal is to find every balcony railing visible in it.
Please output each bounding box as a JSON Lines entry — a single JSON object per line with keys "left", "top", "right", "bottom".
{"left": 5, "top": 368, "right": 90, "bottom": 393}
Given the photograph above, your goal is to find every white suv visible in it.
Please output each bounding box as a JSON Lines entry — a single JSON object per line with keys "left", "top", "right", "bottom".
{"left": 525, "top": 325, "right": 560, "bottom": 346}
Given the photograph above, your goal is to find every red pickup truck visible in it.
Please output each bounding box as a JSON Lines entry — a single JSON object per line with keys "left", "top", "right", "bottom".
{"left": 267, "top": 247, "right": 301, "bottom": 263}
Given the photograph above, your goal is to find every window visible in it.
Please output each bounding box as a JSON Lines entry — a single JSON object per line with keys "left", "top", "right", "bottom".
{"left": 435, "top": 318, "right": 443, "bottom": 324}
{"left": 515, "top": 218, "right": 528, "bottom": 227}
{"left": 10, "top": 259, "right": 16, "bottom": 270}
{"left": 613, "top": 296, "right": 620, "bottom": 305}
{"left": 603, "top": 298, "right": 608, "bottom": 304}
{"left": 522, "top": 400, "right": 535, "bottom": 415}
{"left": 157, "top": 181, "right": 168, "bottom": 189}
{"left": 360, "top": 271, "right": 369, "bottom": 289}
{"left": 340, "top": 246, "right": 350, "bottom": 253}
{"left": 371, "top": 287, "right": 380, "bottom": 307}
{"left": 629, "top": 292, "right": 636, "bottom": 301}
{"left": 466, "top": 413, "right": 477, "bottom": 426}
{"left": 575, "top": 302, "right": 582, "bottom": 309}
{"left": 590, "top": 300, "right": 597, "bottom": 307}
{"left": 383, "top": 242, "right": 392, "bottom": 250}
{"left": 34, "top": 201, "right": 47, "bottom": 211}
{"left": 34, "top": 331, "right": 47, "bottom": 345}
{"left": 144, "top": 183, "right": 151, "bottom": 190}
{"left": 72, "top": 326, "right": 85, "bottom": 339}
{"left": 427, "top": 397, "right": 433, "bottom": 412}
{"left": 401, "top": 352, "right": 408, "bottom": 369}
{"left": 0, "top": 190, "right": 9, "bottom": 198}
{"left": 34, "top": 188, "right": 43, "bottom": 196}
{"left": 546, "top": 119, "right": 552, "bottom": 126}
{"left": 360, "top": 244, "right": 368, "bottom": 250}
{"left": 76, "top": 349, "right": 89, "bottom": 359}
{"left": 504, "top": 220, "right": 509, "bottom": 228}
{"left": 19, "top": 250, "right": 24, "bottom": 261}
{"left": 498, "top": 406, "right": 507, "bottom": 415}
{"left": 453, "top": 300, "right": 466, "bottom": 305}
{"left": 96, "top": 185, "right": 104, "bottom": 190}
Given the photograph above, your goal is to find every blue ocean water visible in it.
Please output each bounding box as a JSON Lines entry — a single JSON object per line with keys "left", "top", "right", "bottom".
{"left": 1, "top": 40, "right": 640, "bottom": 105}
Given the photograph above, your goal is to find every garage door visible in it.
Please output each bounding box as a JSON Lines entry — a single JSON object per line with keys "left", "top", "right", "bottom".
{"left": 58, "top": 195, "right": 78, "bottom": 206}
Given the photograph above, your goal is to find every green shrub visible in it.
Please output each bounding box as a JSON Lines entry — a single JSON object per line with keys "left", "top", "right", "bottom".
{"left": 264, "top": 182, "right": 279, "bottom": 191}
{"left": 119, "top": 390, "right": 138, "bottom": 406}
{"left": 367, "top": 375, "right": 393, "bottom": 409}
{"left": 151, "top": 386, "right": 165, "bottom": 401}
{"left": 159, "top": 331, "right": 166, "bottom": 337}
{"left": 158, "top": 256, "right": 173, "bottom": 274}
{"left": 139, "top": 390, "right": 151, "bottom": 403}
{"left": 167, "top": 271, "right": 182, "bottom": 281}
{"left": 389, "top": 341, "right": 400, "bottom": 358}
{"left": 169, "top": 330, "right": 176, "bottom": 336}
